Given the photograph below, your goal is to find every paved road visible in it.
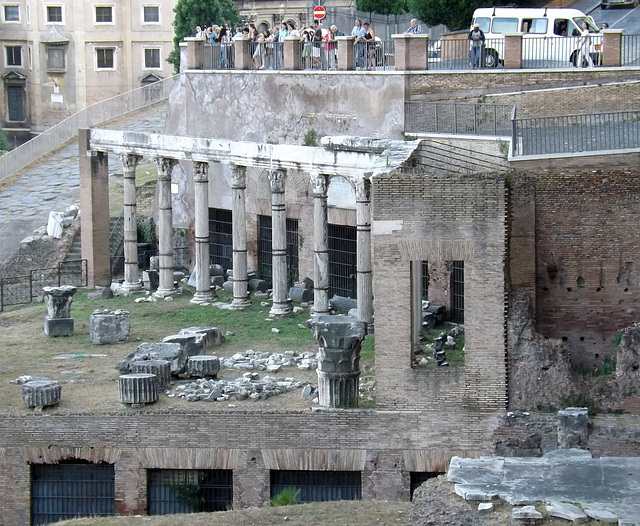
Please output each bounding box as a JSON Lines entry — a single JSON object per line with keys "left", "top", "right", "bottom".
{"left": 0, "top": 105, "right": 167, "bottom": 267}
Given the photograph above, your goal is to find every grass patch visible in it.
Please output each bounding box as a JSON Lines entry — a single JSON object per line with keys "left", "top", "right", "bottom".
{"left": 416, "top": 322, "right": 465, "bottom": 367}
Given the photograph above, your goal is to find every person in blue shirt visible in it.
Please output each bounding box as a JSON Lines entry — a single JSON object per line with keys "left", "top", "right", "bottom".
{"left": 351, "top": 19, "right": 366, "bottom": 68}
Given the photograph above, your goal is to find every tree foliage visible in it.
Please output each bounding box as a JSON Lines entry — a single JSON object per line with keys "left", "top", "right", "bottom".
{"left": 167, "top": 0, "right": 242, "bottom": 71}
{"left": 407, "top": 0, "right": 486, "bottom": 31}
{"left": 0, "top": 128, "right": 8, "bottom": 152}
{"left": 357, "top": 0, "right": 408, "bottom": 16}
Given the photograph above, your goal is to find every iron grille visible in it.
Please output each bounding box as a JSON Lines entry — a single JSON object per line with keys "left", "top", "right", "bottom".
{"left": 410, "top": 472, "right": 443, "bottom": 500}
{"left": 270, "top": 470, "right": 361, "bottom": 502}
{"left": 31, "top": 462, "right": 115, "bottom": 525}
{"left": 209, "top": 208, "right": 233, "bottom": 271}
{"left": 148, "top": 469, "right": 233, "bottom": 515}
{"left": 328, "top": 224, "right": 357, "bottom": 298}
{"left": 422, "top": 261, "right": 429, "bottom": 300}
{"left": 450, "top": 260, "right": 464, "bottom": 323}
{"left": 257, "top": 215, "right": 299, "bottom": 287}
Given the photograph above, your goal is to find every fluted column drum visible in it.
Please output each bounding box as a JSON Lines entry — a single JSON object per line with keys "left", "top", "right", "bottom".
{"left": 118, "top": 373, "right": 158, "bottom": 405}
{"left": 186, "top": 355, "right": 221, "bottom": 378}
{"left": 22, "top": 379, "right": 62, "bottom": 408}
{"left": 132, "top": 360, "right": 171, "bottom": 390}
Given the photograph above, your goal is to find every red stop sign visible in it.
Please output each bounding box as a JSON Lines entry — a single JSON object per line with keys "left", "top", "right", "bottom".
{"left": 313, "top": 5, "right": 326, "bottom": 20}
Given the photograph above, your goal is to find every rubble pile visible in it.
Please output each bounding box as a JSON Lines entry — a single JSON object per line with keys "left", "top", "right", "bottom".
{"left": 222, "top": 349, "right": 317, "bottom": 372}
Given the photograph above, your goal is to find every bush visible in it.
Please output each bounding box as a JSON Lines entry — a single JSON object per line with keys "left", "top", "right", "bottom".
{"left": 270, "top": 487, "right": 300, "bottom": 507}
{"left": 0, "top": 127, "right": 8, "bottom": 152}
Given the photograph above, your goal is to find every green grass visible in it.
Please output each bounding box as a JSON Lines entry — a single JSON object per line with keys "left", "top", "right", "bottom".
{"left": 417, "top": 322, "right": 465, "bottom": 367}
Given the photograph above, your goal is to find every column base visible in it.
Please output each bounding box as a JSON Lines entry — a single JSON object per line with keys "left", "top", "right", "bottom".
{"left": 153, "top": 288, "right": 177, "bottom": 299}
{"left": 190, "top": 292, "right": 215, "bottom": 305}
{"left": 269, "top": 301, "right": 293, "bottom": 317}
{"left": 115, "top": 282, "right": 145, "bottom": 296}
{"left": 229, "top": 298, "right": 252, "bottom": 310}
{"left": 44, "top": 317, "right": 74, "bottom": 337}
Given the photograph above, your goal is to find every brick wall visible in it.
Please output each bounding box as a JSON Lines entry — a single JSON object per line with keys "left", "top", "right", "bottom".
{"left": 371, "top": 170, "right": 508, "bottom": 411}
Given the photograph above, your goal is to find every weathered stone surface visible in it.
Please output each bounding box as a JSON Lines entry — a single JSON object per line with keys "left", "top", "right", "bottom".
{"left": 22, "top": 379, "right": 62, "bottom": 408}
{"left": 89, "top": 309, "right": 130, "bottom": 344}
{"left": 162, "top": 333, "right": 206, "bottom": 356}
{"left": 617, "top": 324, "right": 640, "bottom": 398}
{"left": 557, "top": 407, "right": 589, "bottom": 449}
{"left": 116, "top": 342, "right": 187, "bottom": 375}
{"left": 178, "top": 326, "right": 225, "bottom": 348}
{"left": 186, "top": 355, "right": 221, "bottom": 377}
{"left": 222, "top": 350, "right": 317, "bottom": 372}
{"left": 248, "top": 279, "right": 268, "bottom": 293}
{"left": 44, "top": 317, "right": 74, "bottom": 337}
{"left": 329, "top": 295, "right": 357, "bottom": 312}
{"left": 132, "top": 360, "right": 171, "bottom": 389}
{"left": 582, "top": 507, "right": 619, "bottom": 523}
{"left": 118, "top": 373, "right": 158, "bottom": 405}
{"left": 289, "top": 286, "right": 313, "bottom": 303}
{"left": 512, "top": 505, "right": 543, "bottom": 519}
{"left": 42, "top": 285, "right": 76, "bottom": 318}
{"left": 546, "top": 502, "right": 588, "bottom": 523}
{"left": 308, "top": 315, "right": 367, "bottom": 408}
{"left": 172, "top": 374, "right": 306, "bottom": 402}
{"left": 86, "top": 286, "right": 113, "bottom": 300}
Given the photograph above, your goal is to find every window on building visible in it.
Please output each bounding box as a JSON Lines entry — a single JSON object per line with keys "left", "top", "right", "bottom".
{"left": 96, "top": 48, "right": 115, "bottom": 69}
{"left": 270, "top": 470, "right": 362, "bottom": 502}
{"left": 95, "top": 5, "right": 113, "bottom": 23}
{"left": 3, "top": 4, "right": 19, "bottom": 21}
{"left": 46, "top": 5, "right": 62, "bottom": 23}
{"left": 6, "top": 45, "right": 22, "bottom": 66}
{"left": 258, "top": 215, "right": 299, "bottom": 287}
{"left": 144, "top": 48, "right": 160, "bottom": 68}
{"left": 46, "top": 47, "right": 65, "bottom": 71}
{"left": 147, "top": 469, "right": 233, "bottom": 514}
{"left": 143, "top": 5, "right": 159, "bottom": 23}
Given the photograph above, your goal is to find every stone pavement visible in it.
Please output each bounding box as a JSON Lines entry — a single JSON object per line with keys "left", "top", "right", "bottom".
{"left": 449, "top": 448, "right": 640, "bottom": 524}
{"left": 0, "top": 105, "right": 166, "bottom": 267}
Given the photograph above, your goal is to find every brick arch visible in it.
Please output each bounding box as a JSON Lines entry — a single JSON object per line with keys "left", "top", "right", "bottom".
{"left": 20, "top": 446, "right": 121, "bottom": 464}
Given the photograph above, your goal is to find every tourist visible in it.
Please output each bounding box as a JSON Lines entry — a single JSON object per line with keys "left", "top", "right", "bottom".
{"left": 468, "top": 23, "right": 485, "bottom": 69}
{"left": 301, "top": 26, "right": 315, "bottom": 69}
{"left": 288, "top": 22, "right": 300, "bottom": 39}
{"left": 405, "top": 18, "right": 422, "bottom": 34}
{"left": 218, "top": 25, "right": 230, "bottom": 69}
{"left": 577, "top": 22, "right": 594, "bottom": 67}
{"left": 352, "top": 19, "right": 366, "bottom": 69}
{"left": 253, "top": 28, "right": 265, "bottom": 69}
{"left": 271, "top": 24, "right": 281, "bottom": 69}
{"left": 354, "top": 21, "right": 376, "bottom": 70}
{"left": 313, "top": 20, "right": 324, "bottom": 68}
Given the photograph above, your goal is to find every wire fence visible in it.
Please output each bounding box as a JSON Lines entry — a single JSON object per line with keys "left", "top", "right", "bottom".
{"left": 406, "top": 101, "right": 515, "bottom": 136}
{"left": 512, "top": 110, "right": 640, "bottom": 156}
{"left": 0, "top": 75, "right": 176, "bottom": 183}
{"left": 0, "top": 260, "right": 87, "bottom": 312}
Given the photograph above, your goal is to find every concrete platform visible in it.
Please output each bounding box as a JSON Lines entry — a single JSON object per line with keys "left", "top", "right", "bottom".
{"left": 448, "top": 449, "right": 640, "bottom": 524}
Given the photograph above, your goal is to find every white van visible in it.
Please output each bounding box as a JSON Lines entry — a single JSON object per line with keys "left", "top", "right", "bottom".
{"left": 472, "top": 7, "right": 602, "bottom": 67}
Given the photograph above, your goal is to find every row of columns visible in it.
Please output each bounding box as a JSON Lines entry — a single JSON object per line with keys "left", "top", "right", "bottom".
{"left": 116, "top": 154, "right": 373, "bottom": 325}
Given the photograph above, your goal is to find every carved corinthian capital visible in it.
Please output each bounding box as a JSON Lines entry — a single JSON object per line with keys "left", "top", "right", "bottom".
{"left": 355, "top": 177, "right": 371, "bottom": 202}
{"left": 231, "top": 165, "right": 247, "bottom": 189}
{"left": 156, "top": 157, "right": 178, "bottom": 180}
{"left": 193, "top": 161, "right": 209, "bottom": 183}
{"left": 268, "top": 169, "right": 286, "bottom": 193}
{"left": 119, "top": 154, "right": 142, "bottom": 176}
{"left": 311, "top": 172, "right": 329, "bottom": 197}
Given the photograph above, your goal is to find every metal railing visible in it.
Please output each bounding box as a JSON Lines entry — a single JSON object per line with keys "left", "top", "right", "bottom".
{"left": 622, "top": 34, "right": 640, "bottom": 66}
{"left": 0, "top": 75, "right": 177, "bottom": 183}
{"left": 512, "top": 110, "right": 640, "bottom": 156}
{"left": 203, "top": 43, "right": 235, "bottom": 70}
{"left": 352, "top": 39, "right": 395, "bottom": 71}
{"left": 406, "top": 101, "right": 515, "bottom": 136}
{"left": 0, "top": 260, "right": 87, "bottom": 312}
{"left": 521, "top": 35, "right": 601, "bottom": 68}
{"left": 429, "top": 38, "right": 503, "bottom": 70}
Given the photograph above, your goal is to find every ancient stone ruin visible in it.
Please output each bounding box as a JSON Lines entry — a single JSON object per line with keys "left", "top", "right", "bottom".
{"left": 89, "top": 309, "right": 131, "bottom": 344}
{"left": 308, "top": 315, "right": 367, "bottom": 408}
{"left": 118, "top": 373, "right": 158, "bottom": 407}
{"left": 42, "top": 285, "right": 76, "bottom": 336}
{"left": 21, "top": 378, "right": 62, "bottom": 410}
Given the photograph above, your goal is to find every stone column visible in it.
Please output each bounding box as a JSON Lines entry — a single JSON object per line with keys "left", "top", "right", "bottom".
{"left": 79, "top": 129, "right": 110, "bottom": 288}
{"left": 43, "top": 285, "right": 77, "bottom": 336}
{"left": 191, "top": 161, "right": 214, "bottom": 304}
{"left": 308, "top": 315, "right": 367, "bottom": 408}
{"left": 268, "top": 169, "right": 292, "bottom": 317}
{"left": 355, "top": 177, "right": 373, "bottom": 327}
{"left": 117, "top": 153, "right": 143, "bottom": 294}
{"left": 504, "top": 34, "right": 523, "bottom": 69}
{"left": 153, "top": 157, "right": 178, "bottom": 298}
{"left": 230, "top": 165, "right": 252, "bottom": 310}
{"left": 311, "top": 172, "right": 330, "bottom": 315}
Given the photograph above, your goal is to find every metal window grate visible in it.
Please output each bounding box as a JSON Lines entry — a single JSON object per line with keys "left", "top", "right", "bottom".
{"left": 31, "top": 463, "right": 115, "bottom": 525}
{"left": 257, "top": 215, "right": 299, "bottom": 287}
{"left": 209, "top": 208, "right": 233, "bottom": 272}
{"left": 450, "top": 260, "right": 464, "bottom": 323}
{"left": 270, "top": 470, "right": 361, "bottom": 503}
{"left": 328, "top": 224, "right": 357, "bottom": 299}
{"left": 421, "top": 261, "right": 429, "bottom": 300}
{"left": 148, "top": 469, "right": 233, "bottom": 515}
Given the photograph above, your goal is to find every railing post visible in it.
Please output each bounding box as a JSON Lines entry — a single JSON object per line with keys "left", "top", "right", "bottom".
{"left": 234, "top": 37, "right": 252, "bottom": 70}
{"left": 336, "top": 36, "right": 355, "bottom": 70}
{"left": 602, "top": 30, "right": 622, "bottom": 67}
{"left": 511, "top": 105, "right": 517, "bottom": 156}
{"left": 392, "top": 34, "right": 429, "bottom": 70}
{"left": 284, "top": 36, "right": 301, "bottom": 70}
{"left": 184, "top": 37, "right": 205, "bottom": 70}
{"left": 1, "top": 279, "right": 4, "bottom": 312}
{"left": 503, "top": 34, "right": 522, "bottom": 69}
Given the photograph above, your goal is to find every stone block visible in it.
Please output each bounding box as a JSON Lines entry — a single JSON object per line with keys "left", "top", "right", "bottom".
{"left": 22, "top": 379, "right": 62, "bottom": 408}
{"left": 118, "top": 373, "right": 158, "bottom": 405}
{"left": 116, "top": 342, "right": 187, "bottom": 375}
{"left": 44, "top": 317, "right": 74, "bottom": 337}
{"left": 557, "top": 407, "right": 589, "bottom": 449}
{"left": 89, "top": 309, "right": 131, "bottom": 344}
{"left": 289, "top": 286, "right": 313, "bottom": 303}
{"left": 143, "top": 270, "right": 159, "bottom": 291}
{"left": 132, "top": 359, "right": 171, "bottom": 389}
{"left": 186, "top": 355, "right": 221, "bottom": 377}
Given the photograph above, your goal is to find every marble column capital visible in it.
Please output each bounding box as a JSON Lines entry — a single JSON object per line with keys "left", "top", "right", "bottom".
{"left": 120, "top": 153, "right": 142, "bottom": 177}
{"left": 193, "top": 161, "right": 209, "bottom": 182}
{"left": 268, "top": 168, "right": 287, "bottom": 193}
{"left": 311, "top": 172, "right": 329, "bottom": 197}
{"left": 355, "top": 177, "right": 371, "bottom": 202}
{"left": 231, "top": 165, "right": 247, "bottom": 189}
{"left": 156, "top": 157, "right": 178, "bottom": 180}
